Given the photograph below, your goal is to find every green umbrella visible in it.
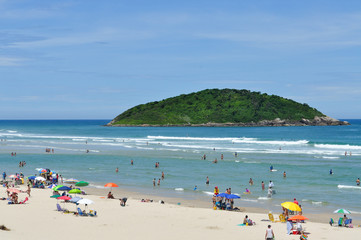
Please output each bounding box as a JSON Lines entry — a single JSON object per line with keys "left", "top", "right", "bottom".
{"left": 53, "top": 185, "right": 64, "bottom": 191}
{"left": 69, "top": 189, "right": 82, "bottom": 194}
{"left": 50, "top": 194, "right": 61, "bottom": 198}
{"left": 75, "top": 181, "right": 89, "bottom": 187}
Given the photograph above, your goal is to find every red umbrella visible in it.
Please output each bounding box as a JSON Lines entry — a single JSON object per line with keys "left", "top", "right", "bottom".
{"left": 7, "top": 188, "right": 21, "bottom": 193}
{"left": 57, "top": 196, "right": 71, "bottom": 201}
{"left": 288, "top": 215, "right": 309, "bottom": 221}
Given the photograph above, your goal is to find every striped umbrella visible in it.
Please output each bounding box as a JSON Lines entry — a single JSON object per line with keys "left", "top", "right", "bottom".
{"left": 334, "top": 209, "right": 351, "bottom": 214}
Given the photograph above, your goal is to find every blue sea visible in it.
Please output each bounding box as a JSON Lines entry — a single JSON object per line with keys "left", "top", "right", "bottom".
{"left": 1, "top": 119, "right": 361, "bottom": 215}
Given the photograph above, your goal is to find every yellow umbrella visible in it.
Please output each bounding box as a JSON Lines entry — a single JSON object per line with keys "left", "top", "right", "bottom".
{"left": 281, "top": 202, "right": 301, "bottom": 211}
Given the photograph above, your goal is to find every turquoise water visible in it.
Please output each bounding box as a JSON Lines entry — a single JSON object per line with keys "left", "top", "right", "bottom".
{"left": 1, "top": 120, "right": 361, "bottom": 215}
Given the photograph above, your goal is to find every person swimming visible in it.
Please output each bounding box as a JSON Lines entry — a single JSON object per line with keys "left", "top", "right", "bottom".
{"left": 270, "top": 165, "right": 273, "bottom": 171}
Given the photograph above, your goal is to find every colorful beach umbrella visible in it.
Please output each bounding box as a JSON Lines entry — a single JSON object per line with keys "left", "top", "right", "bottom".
{"left": 8, "top": 175, "right": 17, "bottom": 179}
{"left": 50, "top": 194, "right": 61, "bottom": 198}
{"left": 28, "top": 176, "right": 36, "bottom": 180}
{"left": 288, "top": 215, "right": 309, "bottom": 221}
{"left": 53, "top": 185, "right": 72, "bottom": 191}
{"left": 75, "top": 181, "right": 89, "bottom": 187}
{"left": 281, "top": 202, "right": 302, "bottom": 212}
{"left": 69, "top": 189, "right": 82, "bottom": 194}
{"left": 334, "top": 209, "right": 351, "bottom": 214}
{"left": 226, "top": 194, "right": 241, "bottom": 199}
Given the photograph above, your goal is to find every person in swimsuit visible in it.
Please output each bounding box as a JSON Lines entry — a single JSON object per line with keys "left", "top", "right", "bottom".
{"left": 206, "top": 176, "right": 209, "bottom": 185}
{"left": 356, "top": 178, "right": 360, "bottom": 186}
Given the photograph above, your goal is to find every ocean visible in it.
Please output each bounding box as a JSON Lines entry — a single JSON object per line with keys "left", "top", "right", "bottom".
{"left": 0, "top": 119, "right": 360, "bottom": 216}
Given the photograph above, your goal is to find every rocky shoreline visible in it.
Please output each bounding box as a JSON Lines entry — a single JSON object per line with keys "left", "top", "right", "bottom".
{"left": 106, "top": 116, "right": 350, "bottom": 127}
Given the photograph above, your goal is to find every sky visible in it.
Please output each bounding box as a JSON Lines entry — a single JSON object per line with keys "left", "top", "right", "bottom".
{"left": 1, "top": 0, "right": 361, "bottom": 119}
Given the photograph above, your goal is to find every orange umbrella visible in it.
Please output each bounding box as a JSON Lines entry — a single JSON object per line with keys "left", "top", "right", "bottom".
{"left": 104, "top": 183, "right": 118, "bottom": 188}
{"left": 288, "top": 215, "right": 309, "bottom": 221}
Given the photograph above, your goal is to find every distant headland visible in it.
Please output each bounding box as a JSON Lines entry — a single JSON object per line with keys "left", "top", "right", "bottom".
{"left": 107, "top": 89, "right": 349, "bottom": 127}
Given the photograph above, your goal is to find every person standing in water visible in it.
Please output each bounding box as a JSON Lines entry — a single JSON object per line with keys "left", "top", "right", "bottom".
{"left": 115, "top": 167, "right": 119, "bottom": 173}
{"left": 221, "top": 154, "right": 223, "bottom": 160}
{"left": 330, "top": 169, "right": 333, "bottom": 175}
{"left": 249, "top": 178, "right": 253, "bottom": 186}
{"left": 356, "top": 178, "right": 360, "bottom": 186}
{"left": 206, "top": 176, "right": 209, "bottom": 185}
{"left": 131, "top": 159, "right": 133, "bottom": 165}
{"left": 161, "top": 171, "right": 165, "bottom": 180}
{"left": 283, "top": 171, "right": 286, "bottom": 178}
{"left": 153, "top": 178, "right": 156, "bottom": 187}
{"left": 261, "top": 181, "right": 265, "bottom": 190}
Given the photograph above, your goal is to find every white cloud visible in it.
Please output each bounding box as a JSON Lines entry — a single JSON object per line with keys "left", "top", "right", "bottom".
{"left": 0, "top": 56, "right": 27, "bottom": 66}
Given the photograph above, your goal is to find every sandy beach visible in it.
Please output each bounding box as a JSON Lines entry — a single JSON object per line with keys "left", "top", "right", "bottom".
{"left": 1, "top": 186, "right": 360, "bottom": 240}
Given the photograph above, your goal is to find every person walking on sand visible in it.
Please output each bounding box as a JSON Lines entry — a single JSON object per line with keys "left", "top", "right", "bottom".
{"left": 265, "top": 225, "right": 275, "bottom": 240}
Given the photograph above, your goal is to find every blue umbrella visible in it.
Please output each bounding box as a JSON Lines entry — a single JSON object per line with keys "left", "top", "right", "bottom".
{"left": 217, "top": 193, "right": 229, "bottom": 198}
{"left": 57, "top": 186, "right": 71, "bottom": 191}
{"left": 28, "top": 176, "right": 36, "bottom": 180}
{"left": 226, "top": 194, "right": 240, "bottom": 199}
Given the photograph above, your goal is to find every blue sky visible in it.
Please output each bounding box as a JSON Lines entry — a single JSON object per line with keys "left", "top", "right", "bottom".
{"left": 1, "top": 0, "right": 361, "bottom": 119}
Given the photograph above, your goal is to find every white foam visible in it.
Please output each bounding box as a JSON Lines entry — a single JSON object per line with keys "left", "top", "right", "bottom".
{"left": 147, "top": 136, "right": 241, "bottom": 141}
{"left": 312, "top": 201, "right": 323, "bottom": 205}
{"left": 7, "top": 130, "right": 17, "bottom": 133}
{"left": 322, "top": 156, "right": 340, "bottom": 159}
{"left": 233, "top": 139, "right": 309, "bottom": 145}
{"left": 338, "top": 185, "right": 361, "bottom": 190}
{"left": 175, "top": 188, "right": 184, "bottom": 191}
{"left": 241, "top": 199, "right": 258, "bottom": 202}
{"left": 203, "top": 191, "right": 214, "bottom": 196}
{"left": 258, "top": 197, "right": 270, "bottom": 200}
{"left": 315, "top": 144, "right": 361, "bottom": 150}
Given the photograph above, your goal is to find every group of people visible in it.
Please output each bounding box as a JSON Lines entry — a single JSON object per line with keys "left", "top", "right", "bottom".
{"left": 45, "top": 148, "right": 54, "bottom": 153}
{"left": 18, "top": 161, "right": 26, "bottom": 167}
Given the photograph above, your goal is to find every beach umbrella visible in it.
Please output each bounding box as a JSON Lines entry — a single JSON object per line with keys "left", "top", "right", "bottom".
{"left": 216, "top": 193, "right": 229, "bottom": 198}
{"left": 7, "top": 188, "right": 21, "bottom": 193}
{"left": 35, "top": 176, "right": 46, "bottom": 181}
{"left": 69, "top": 197, "right": 82, "bottom": 203}
{"left": 288, "top": 215, "right": 309, "bottom": 221}
{"left": 50, "top": 194, "right": 61, "bottom": 198}
{"left": 226, "top": 194, "right": 241, "bottom": 199}
{"left": 57, "top": 196, "right": 71, "bottom": 201}
{"left": 334, "top": 209, "right": 351, "bottom": 214}
{"left": 77, "top": 198, "right": 94, "bottom": 211}
{"left": 8, "top": 175, "right": 17, "bottom": 179}
{"left": 28, "top": 176, "right": 36, "bottom": 180}
{"left": 104, "top": 182, "right": 118, "bottom": 188}
{"left": 64, "top": 178, "right": 79, "bottom": 184}
{"left": 75, "top": 181, "right": 89, "bottom": 187}
{"left": 281, "top": 202, "right": 302, "bottom": 212}
{"left": 69, "top": 189, "right": 82, "bottom": 194}
{"left": 53, "top": 185, "right": 72, "bottom": 191}
{"left": 77, "top": 198, "right": 94, "bottom": 205}
{"left": 48, "top": 184, "right": 57, "bottom": 189}
{"left": 104, "top": 182, "right": 118, "bottom": 191}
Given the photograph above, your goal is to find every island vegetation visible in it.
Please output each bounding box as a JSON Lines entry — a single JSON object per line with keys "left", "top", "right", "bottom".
{"left": 108, "top": 89, "right": 348, "bottom": 127}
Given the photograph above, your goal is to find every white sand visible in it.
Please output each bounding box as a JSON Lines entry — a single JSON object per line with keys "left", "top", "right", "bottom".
{"left": 1, "top": 187, "right": 360, "bottom": 240}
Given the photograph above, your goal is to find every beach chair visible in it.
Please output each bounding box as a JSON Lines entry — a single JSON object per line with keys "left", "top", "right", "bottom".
{"left": 344, "top": 219, "right": 352, "bottom": 227}
{"left": 88, "top": 210, "right": 97, "bottom": 217}
{"left": 279, "top": 214, "right": 286, "bottom": 223}
{"left": 268, "top": 213, "right": 279, "bottom": 222}
{"left": 338, "top": 217, "right": 343, "bottom": 226}
{"left": 329, "top": 218, "right": 334, "bottom": 226}
{"left": 77, "top": 207, "right": 88, "bottom": 216}
{"left": 56, "top": 203, "right": 67, "bottom": 212}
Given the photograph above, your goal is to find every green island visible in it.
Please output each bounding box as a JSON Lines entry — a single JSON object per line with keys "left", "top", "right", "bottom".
{"left": 107, "top": 89, "right": 349, "bottom": 127}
